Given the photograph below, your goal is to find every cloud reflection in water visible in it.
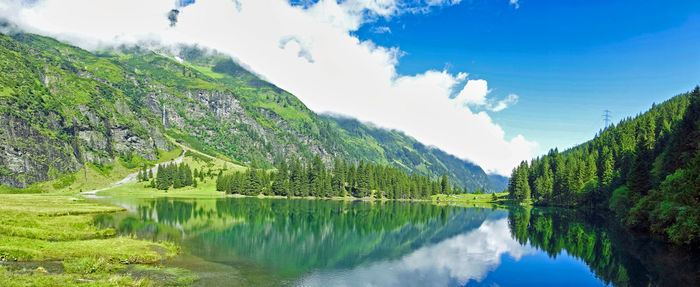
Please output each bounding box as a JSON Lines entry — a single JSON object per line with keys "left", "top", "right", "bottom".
{"left": 297, "top": 217, "right": 534, "bottom": 287}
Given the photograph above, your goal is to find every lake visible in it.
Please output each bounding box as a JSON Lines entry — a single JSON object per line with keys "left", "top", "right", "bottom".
{"left": 92, "top": 196, "right": 700, "bottom": 286}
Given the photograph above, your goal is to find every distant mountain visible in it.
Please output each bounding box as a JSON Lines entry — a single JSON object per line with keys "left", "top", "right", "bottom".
{"left": 324, "top": 115, "right": 506, "bottom": 192}
{"left": 487, "top": 174, "right": 508, "bottom": 192}
{"left": 0, "top": 33, "right": 504, "bottom": 191}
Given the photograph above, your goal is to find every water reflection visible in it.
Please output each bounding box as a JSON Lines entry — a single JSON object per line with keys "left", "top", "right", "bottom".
{"left": 297, "top": 217, "right": 533, "bottom": 286}
{"left": 94, "top": 197, "right": 699, "bottom": 286}
{"left": 507, "top": 207, "right": 700, "bottom": 287}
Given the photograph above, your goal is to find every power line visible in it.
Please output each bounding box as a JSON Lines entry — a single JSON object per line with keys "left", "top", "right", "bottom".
{"left": 602, "top": 110, "right": 611, "bottom": 128}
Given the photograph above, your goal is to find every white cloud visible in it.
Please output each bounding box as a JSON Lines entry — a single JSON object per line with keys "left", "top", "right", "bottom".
{"left": 0, "top": 0, "right": 536, "bottom": 175}
{"left": 297, "top": 217, "right": 535, "bottom": 286}
{"left": 454, "top": 80, "right": 519, "bottom": 112}
{"left": 279, "top": 35, "right": 315, "bottom": 63}
{"left": 509, "top": 0, "right": 520, "bottom": 9}
{"left": 490, "top": 93, "right": 519, "bottom": 112}
{"left": 455, "top": 79, "right": 491, "bottom": 106}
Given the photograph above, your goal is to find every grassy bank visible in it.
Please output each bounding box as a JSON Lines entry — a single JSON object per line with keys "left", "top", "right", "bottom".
{"left": 102, "top": 174, "right": 508, "bottom": 207}
{"left": 0, "top": 194, "right": 196, "bottom": 286}
{"left": 431, "top": 192, "right": 509, "bottom": 207}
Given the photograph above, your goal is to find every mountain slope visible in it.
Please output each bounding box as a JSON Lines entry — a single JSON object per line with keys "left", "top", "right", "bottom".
{"left": 324, "top": 115, "right": 502, "bottom": 191}
{"left": 0, "top": 33, "right": 503, "bottom": 191}
{"left": 0, "top": 33, "right": 174, "bottom": 188}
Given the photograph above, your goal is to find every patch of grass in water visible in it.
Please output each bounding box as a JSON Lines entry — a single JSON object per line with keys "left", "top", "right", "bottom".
{"left": 63, "top": 257, "right": 126, "bottom": 274}
{"left": 0, "top": 265, "right": 149, "bottom": 287}
{"left": 129, "top": 265, "right": 198, "bottom": 286}
{"left": 0, "top": 236, "right": 178, "bottom": 263}
{"left": 0, "top": 194, "right": 124, "bottom": 215}
{"left": 0, "top": 212, "right": 115, "bottom": 241}
{"left": 0, "top": 194, "right": 197, "bottom": 286}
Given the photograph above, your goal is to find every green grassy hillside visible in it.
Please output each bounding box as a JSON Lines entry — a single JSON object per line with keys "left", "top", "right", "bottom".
{"left": 0, "top": 33, "right": 503, "bottom": 192}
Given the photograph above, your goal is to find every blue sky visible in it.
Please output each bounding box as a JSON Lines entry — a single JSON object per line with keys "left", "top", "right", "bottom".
{"left": 353, "top": 0, "right": 700, "bottom": 153}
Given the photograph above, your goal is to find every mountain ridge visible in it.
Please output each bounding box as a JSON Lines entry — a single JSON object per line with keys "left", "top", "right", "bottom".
{"left": 0, "top": 32, "right": 506, "bottom": 192}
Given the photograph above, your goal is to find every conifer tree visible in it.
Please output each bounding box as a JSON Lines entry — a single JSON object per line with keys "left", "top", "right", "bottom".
{"left": 599, "top": 146, "right": 615, "bottom": 187}
{"left": 440, "top": 174, "right": 450, "bottom": 195}
{"left": 173, "top": 166, "right": 182, "bottom": 189}
{"left": 356, "top": 161, "right": 371, "bottom": 197}
{"left": 244, "top": 169, "right": 262, "bottom": 195}
{"left": 155, "top": 164, "right": 169, "bottom": 190}
{"left": 331, "top": 159, "right": 345, "bottom": 196}
{"left": 290, "top": 158, "right": 304, "bottom": 196}
{"left": 216, "top": 171, "right": 224, "bottom": 191}
{"left": 184, "top": 164, "right": 193, "bottom": 186}
{"left": 271, "top": 159, "right": 289, "bottom": 196}
{"left": 310, "top": 156, "right": 324, "bottom": 197}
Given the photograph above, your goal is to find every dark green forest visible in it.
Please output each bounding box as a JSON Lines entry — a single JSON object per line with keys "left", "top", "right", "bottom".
{"left": 216, "top": 156, "right": 461, "bottom": 199}
{"left": 508, "top": 87, "right": 700, "bottom": 244}
{"left": 150, "top": 163, "right": 197, "bottom": 190}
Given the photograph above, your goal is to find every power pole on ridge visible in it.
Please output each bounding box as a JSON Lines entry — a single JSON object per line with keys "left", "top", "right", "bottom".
{"left": 603, "top": 110, "right": 611, "bottom": 128}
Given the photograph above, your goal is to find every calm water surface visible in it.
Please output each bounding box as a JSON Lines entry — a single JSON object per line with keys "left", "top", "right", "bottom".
{"left": 93, "top": 197, "right": 700, "bottom": 286}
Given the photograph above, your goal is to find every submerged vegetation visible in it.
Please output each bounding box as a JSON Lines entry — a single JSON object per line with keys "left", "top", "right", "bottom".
{"left": 508, "top": 88, "right": 700, "bottom": 245}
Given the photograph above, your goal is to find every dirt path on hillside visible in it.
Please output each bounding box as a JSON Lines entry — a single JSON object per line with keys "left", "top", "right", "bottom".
{"left": 80, "top": 149, "right": 185, "bottom": 195}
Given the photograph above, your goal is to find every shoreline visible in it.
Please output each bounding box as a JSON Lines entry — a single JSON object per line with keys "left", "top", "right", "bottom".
{"left": 90, "top": 180, "right": 508, "bottom": 208}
